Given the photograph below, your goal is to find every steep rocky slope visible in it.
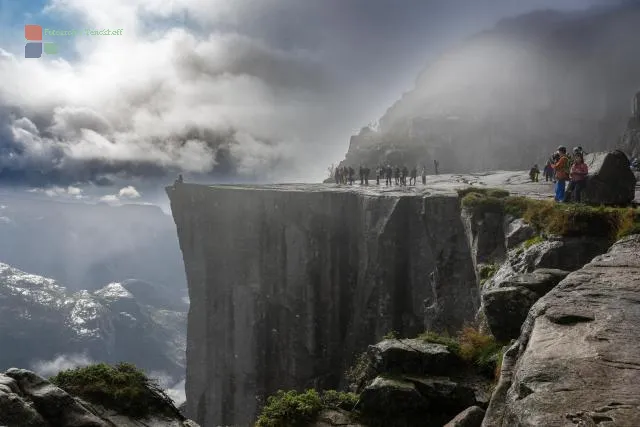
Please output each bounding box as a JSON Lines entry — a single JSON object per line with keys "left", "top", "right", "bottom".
{"left": 484, "top": 234, "right": 640, "bottom": 426}
{"left": 340, "top": 3, "right": 640, "bottom": 172}
{"left": 0, "top": 263, "right": 187, "bottom": 381}
{"left": 168, "top": 183, "right": 480, "bottom": 426}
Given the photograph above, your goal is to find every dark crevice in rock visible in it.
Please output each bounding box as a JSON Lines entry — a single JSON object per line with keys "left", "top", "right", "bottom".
{"left": 547, "top": 313, "right": 595, "bottom": 325}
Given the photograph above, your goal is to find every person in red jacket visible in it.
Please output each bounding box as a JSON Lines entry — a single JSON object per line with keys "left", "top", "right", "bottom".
{"left": 551, "top": 146, "right": 570, "bottom": 202}
{"left": 566, "top": 153, "right": 588, "bottom": 202}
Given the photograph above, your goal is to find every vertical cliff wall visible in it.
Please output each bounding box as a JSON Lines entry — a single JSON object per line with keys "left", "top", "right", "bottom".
{"left": 167, "top": 184, "right": 479, "bottom": 427}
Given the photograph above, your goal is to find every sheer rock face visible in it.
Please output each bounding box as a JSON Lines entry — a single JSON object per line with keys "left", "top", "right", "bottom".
{"left": 483, "top": 234, "right": 640, "bottom": 427}
{"left": 167, "top": 184, "right": 479, "bottom": 427}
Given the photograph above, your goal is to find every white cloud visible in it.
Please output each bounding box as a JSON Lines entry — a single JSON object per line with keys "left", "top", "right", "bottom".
{"left": 31, "top": 353, "right": 94, "bottom": 377}
{"left": 118, "top": 186, "right": 141, "bottom": 199}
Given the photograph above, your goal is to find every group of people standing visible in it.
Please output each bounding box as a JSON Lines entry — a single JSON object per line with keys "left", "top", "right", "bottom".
{"left": 529, "top": 146, "right": 588, "bottom": 202}
{"left": 334, "top": 160, "right": 440, "bottom": 187}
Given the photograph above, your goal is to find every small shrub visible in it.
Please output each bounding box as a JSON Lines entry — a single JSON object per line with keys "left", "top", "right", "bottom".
{"left": 456, "top": 187, "right": 489, "bottom": 198}
{"left": 50, "top": 363, "right": 180, "bottom": 419}
{"left": 504, "top": 196, "right": 531, "bottom": 218}
{"left": 321, "top": 390, "right": 359, "bottom": 411}
{"left": 478, "top": 264, "right": 499, "bottom": 281}
{"left": 345, "top": 352, "right": 372, "bottom": 389}
{"left": 461, "top": 193, "right": 505, "bottom": 215}
{"left": 418, "top": 331, "right": 461, "bottom": 355}
{"left": 457, "top": 327, "right": 502, "bottom": 368}
{"left": 256, "top": 389, "right": 359, "bottom": 427}
{"left": 256, "top": 390, "right": 322, "bottom": 427}
{"left": 417, "top": 327, "right": 504, "bottom": 379}
{"left": 486, "top": 188, "right": 510, "bottom": 199}
{"left": 523, "top": 235, "right": 544, "bottom": 249}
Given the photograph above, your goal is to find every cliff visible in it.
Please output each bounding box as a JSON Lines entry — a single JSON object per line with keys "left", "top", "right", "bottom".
{"left": 167, "top": 183, "right": 479, "bottom": 426}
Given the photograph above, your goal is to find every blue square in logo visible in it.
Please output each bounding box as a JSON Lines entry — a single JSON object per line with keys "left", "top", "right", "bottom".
{"left": 25, "top": 42, "right": 42, "bottom": 58}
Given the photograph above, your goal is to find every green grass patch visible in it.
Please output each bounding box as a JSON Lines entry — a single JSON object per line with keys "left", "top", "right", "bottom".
{"left": 459, "top": 188, "right": 640, "bottom": 243}
{"left": 478, "top": 263, "right": 500, "bottom": 287}
{"left": 523, "top": 235, "right": 544, "bottom": 249}
{"left": 417, "top": 331, "right": 461, "bottom": 354}
{"left": 49, "top": 363, "right": 180, "bottom": 419}
{"left": 256, "top": 389, "right": 359, "bottom": 427}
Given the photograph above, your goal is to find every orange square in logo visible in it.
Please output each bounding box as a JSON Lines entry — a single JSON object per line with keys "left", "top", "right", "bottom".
{"left": 25, "top": 25, "right": 42, "bottom": 41}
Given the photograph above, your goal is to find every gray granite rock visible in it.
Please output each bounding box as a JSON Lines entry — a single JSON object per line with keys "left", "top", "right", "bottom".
{"left": 483, "top": 234, "right": 640, "bottom": 426}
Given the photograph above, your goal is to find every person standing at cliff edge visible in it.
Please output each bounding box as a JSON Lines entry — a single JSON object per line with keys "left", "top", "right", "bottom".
{"left": 551, "top": 146, "right": 569, "bottom": 202}
{"left": 565, "top": 153, "right": 588, "bottom": 203}
{"left": 421, "top": 167, "right": 427, "bottom": 184}
{"left": 434, "top": 159, "right": 440, "bottom": 175}
{"left": 410, "top": 166, "right": 417, "bottom": 185}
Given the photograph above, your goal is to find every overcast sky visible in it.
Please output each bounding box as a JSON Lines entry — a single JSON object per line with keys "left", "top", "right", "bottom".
{"left": 0, "top": 0, "right": 605, "bottom": 196}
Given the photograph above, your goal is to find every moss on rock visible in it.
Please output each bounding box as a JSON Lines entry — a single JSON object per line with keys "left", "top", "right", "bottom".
{"left": 49, "top": 363, "right": 181, "bottom": 420}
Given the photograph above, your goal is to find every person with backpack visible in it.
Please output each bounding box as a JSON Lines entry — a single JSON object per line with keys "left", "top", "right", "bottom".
{"left": 529, "top": 164, "right": 540, "bottom": 182}
{"left": 566, "top": 153, "right": 588, "bottom": 202}
{"left": 551, "top": 146, "right": 570, "bottom": 202}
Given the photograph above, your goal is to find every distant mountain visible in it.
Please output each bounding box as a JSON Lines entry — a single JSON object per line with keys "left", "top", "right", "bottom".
{"left": 0, "top": 194, "right": 186, "bottom": 295}
{"left": 0, "top": 262, "right": 187, "bottom": 380}
{"left": 340, "top": 2, "right": 640, "bottom": 172}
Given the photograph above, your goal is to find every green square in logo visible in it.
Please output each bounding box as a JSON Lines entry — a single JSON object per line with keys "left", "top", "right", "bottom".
{"left": 43, "top": 42, "right": 57, "bottom": 54}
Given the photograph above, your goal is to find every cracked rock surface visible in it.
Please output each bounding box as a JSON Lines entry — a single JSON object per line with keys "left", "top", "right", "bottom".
{"left": 483, "top": 234, "right": 640, "bottom": 427}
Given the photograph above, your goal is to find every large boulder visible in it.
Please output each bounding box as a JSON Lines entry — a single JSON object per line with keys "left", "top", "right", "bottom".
{"left": 482, "top": 269, "right": 569, "bottom": 341}
{"left": 483, "top": 234, "right": 640, "bottom": 426}
{"left": 482, "top": 286, "right": 539, "bottom": 342}
{"left": 357, "top": 376, "right": 477, "bottom": 426}
{"left": 582, "top": 150, "right": 636, "bottom": 205}
{"left": 351, "top": 339, "right": 459, "bottom": 391}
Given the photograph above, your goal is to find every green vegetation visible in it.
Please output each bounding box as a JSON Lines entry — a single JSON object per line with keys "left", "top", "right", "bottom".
{"left": 50, "top": 363, "right": 180, "bottom": 419}
{"left": 523, "top": 235, "right": 545, "bottom": 249}
{"left": 419, "top": 327, "right": 504, "bottom": 380}
{"left": 458, "top": 187, "right": 640, "bottom": 243}
{"left": 417, "top": 330, "right": 461, "bottom": 354}
{"left": 345, "top": 351, "right": 372, "bottom": 391}
{"left": 256, "top": 389, "right": 359, "bottom": 427}
{"left": 478, "top": 263, "right": 499, "bottom": 287}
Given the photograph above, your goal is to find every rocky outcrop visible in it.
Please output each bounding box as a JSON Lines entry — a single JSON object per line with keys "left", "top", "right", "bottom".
{"left": 482, "top": 269, "right": 569, "bottom": 341}
{"left": 167, "top": 183, "right": 479, "bottom": 427}
{"left": 346, "top": 338, "right": 490, "bottom": 427}
{"left": 504, "top": 218, "right": 535, "bottom": 250}
{"left": 483, "top": 234, "right": 640, "bottom": 426}
{"left": 582, "top": 150, "right": 637, "bottom": 205}
{"left": 0, "top": 369, "right": 198, "bottom": 427}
